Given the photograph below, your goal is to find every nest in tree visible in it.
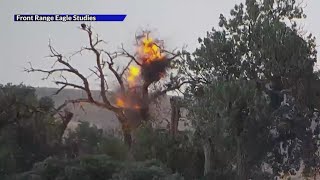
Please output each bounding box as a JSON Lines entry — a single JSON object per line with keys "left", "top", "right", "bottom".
{"left": 141, "top": 57, "right": 170, "bottom": 84}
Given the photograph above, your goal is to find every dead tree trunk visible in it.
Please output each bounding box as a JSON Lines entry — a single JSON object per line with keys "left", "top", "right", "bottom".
{"left": 116, "top": 111, "right": 133, "bottom": 147}
{"left": 121, "top": 124, "right": 132, "bottom": 148}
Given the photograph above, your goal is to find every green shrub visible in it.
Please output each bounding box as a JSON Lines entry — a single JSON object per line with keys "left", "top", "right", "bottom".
{"left": 97, "top": 137, "right": 129, "bottom": 161}
{"left": 10, "top": 155, "right": 183, "bottom": 180}
{"left": 0, "top": 84, "right": 66, "bottom": 178}
{"left": 64, "top": 122, "right": 129, "bottom": 160}
{"left": 64, "top": 166, "right": 90, "bottom": 180}
{"left": 131, "top": 124, "right": 203, "bottom": 179}
{"left": 79, "top": 154, "right": 123, "bottom": 179}
{"left": 111, "top": 159, "right": 181, "bottom": 180}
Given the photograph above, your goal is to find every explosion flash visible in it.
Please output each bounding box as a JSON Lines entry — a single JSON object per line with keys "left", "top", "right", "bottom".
{"left": 115, "top": 95, "right": 142, "bottom": 110}
{"left": 115, "top": 32, "right": 170, "bottom": 116}
{"left": 116, "top": 98, "right": 125, "bottom": 108}
{"left": 127, "top": 65, "right": 140, "bottom": 87}
{"left": 138, "top": 35, "right": 164, "bottom": 63}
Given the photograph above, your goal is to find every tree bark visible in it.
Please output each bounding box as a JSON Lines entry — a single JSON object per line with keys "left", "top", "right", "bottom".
{"left": 58, "top": 110, "right": 73, "bottom": 141}
{"left": 236, "top": 137, "right": 247, "bottom": 180}
{"left": 141, "top": 82, "right": 151, "bottom": 122}
{"left": 116, "top": 111, "right": 133, "bottom": 148}
{"left": 123, "top": 128, "right": 132, "bottom": 148}
{"left": 170, "top": 97, "right": 180, "bottom": 137}
{"left": 203, "top": 140, "right": 213, "bottom": 176}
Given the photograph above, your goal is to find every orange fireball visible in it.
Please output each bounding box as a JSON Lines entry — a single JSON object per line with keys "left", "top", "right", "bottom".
{"left": 138, "top": 34, "right": 164, "bottom": 63}
{"left": 116, "top": 98, "right": 125, "bottom": 108}
{"left": 127, "top": 65, "right": 140, "bottom": 87}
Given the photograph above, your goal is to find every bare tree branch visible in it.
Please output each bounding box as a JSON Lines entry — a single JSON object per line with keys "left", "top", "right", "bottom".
{"left": 24, "top": 62, "right": 74, "bottom": 80}
{"left": 120, "top": 59, "right": 134, "bottom": 77}
{"left": 150, "top": 80, "right": 192, "bottom": 100}
{"left": 48, "top": 42, "right": 95, "bottom": 101}
{"left": 120, "top": 44, "right": 142, "bottom": 66}
{"left": 82, "top": 25, "right": 117, "bottom": 111}
{"left": 100, "top": 50, "right": 125, "bottom": 94}
{"left": 54, "top": 81, "right": 86, "bottom": 91}
{"left": 54, "top": 98, "right": 108, "bottom": 113}
{"left": 54, "top": 84, "right": 68, "bottom": 95}
{"left": 24, "top": 34, "right": 119, "bottom": 113}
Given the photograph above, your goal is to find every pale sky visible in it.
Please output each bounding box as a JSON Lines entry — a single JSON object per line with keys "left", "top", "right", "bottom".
{"left": 0, "top": 0, "right": 319, "bottom": 88}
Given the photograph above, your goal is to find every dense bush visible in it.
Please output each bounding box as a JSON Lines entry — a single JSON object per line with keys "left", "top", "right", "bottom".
{"left": 0, "top": 84, "right": 61, "bottom": 178}
{"left": 132, "top": 123, "right": 203, "bottom": 179}
{"left": 9, "top": 155, "right": 183, "bottom": 180}
{"left": 63, "top": 121, "right": 129, "bottom": 160}
{"left": 64, "top": 122, "right": 199, "bottom": 179}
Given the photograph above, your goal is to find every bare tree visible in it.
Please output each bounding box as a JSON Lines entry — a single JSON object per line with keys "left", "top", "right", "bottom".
{"left": 25, "top": 24, "right": 187, "bottom": 147}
